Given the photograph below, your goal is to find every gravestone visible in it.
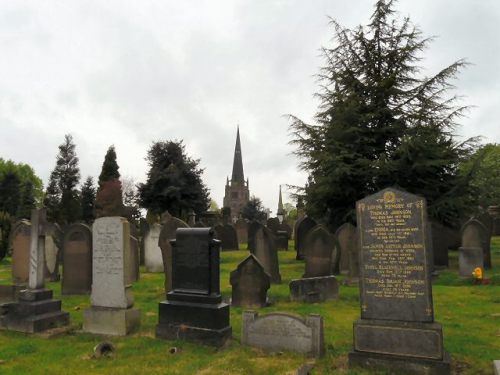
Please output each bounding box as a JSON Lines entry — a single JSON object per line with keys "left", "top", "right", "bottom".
{"left": 214, "top": 224, "right": 239, "bottom": 250}
{"left": 336, "top": 223, "right": 356, "bottom": 274}
{"left": 348, "top": 188, "right": 450, "bottom": 375}
{"left": 62, "top": 223, "right": 92, "bottom": 295}
{"left": 83, "top": 217, "right": 140, "bottom": 336}
{"left": 459, "top": 219, "right": 489, "bottom": 277}
{"left": 276, "top": 230, "right": 289, "bottom": 250}
{"left": 144, "top": 223, "right": 163, "bottom": 272}
{"left": 278, "top": 222, "right": 292, "bottom": 239}
{"left": 156, "top": 228, "right": 232, "bottom": 347}
{"left": 266, "top": 217, "right": 280, "bottom": 234}
{"left": 230, "top": 255, "right": 270, "bottom": 308}
{"left": 253, "top": 226, "right": 281, "bottom": 284}
{"left": 158, "top": 215, "right": 189, "bottom": 292}
{"left": 129, "top": 235, "right": 140, "bottom": 282}
{"left": 295, "top": 217, "right": 317, "bottom": 260}
{"left": 44, "top": 223, "right": 62, "bottom": 281}
{"left": 429, "top": 221, "right": 449, "bottom": 268}
{"left": 0, "top": 209, "right": 69, "bottom": 333}
{"left": 474, "top": 212, "right": 493, "bottom": 269}
{"left": 247, "top": 221, "right": 262, "bottom": 252}
{"left": 242, "top": 311, "right": 324, "bottom": 358}
{"left": 290, "top": 276, "right": 339, "bottom": 303}
{"left": 11, "top": 220, "right": 31, "bottom": 285}
{"left": 235, "top": 218, "right": 248, "bottom": 245}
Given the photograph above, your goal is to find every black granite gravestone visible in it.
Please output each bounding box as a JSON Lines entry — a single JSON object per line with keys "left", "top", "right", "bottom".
{"left": 156, "top": 228, "right": 231, "bottom": 347}
{"left": 230, "top": 255, "right": 270, "bottom": 308}
{"left": 348, "top": 187, "right": 450, "bottom": 375}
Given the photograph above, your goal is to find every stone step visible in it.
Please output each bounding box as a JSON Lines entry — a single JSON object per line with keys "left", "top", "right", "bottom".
{"left": 13, "top": 299, "right": 62, "bottom": 317}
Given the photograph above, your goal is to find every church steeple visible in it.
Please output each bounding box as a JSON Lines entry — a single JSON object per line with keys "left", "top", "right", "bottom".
{"left": 277, "top": 185, "right": 284, "bottom": 216}
{"left": 231, "top": 127, "right": 245, "bottom": 183}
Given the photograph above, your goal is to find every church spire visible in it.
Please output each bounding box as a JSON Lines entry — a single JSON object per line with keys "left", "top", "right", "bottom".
{"left": 277, "top": 185, "right": 284, "bottom": 215}
{"left": 231, "top": 126, "right": 245, "bottom": 183}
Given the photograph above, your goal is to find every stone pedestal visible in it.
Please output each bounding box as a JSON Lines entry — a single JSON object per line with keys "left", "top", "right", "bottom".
{"left": 289, "top": 276, "right": 339, "bottom": 303}
{"left": 459, "top": 246, "right": 483, "bottom": 277}
{"left": 0, "top": 289, "right": 69, "bottom": 333}
{"left": 83, "top": 306, "right": 140, "bottom": 336}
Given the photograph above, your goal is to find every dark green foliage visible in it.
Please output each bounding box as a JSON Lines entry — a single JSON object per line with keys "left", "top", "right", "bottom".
{"left": 0, "top": 159, "right": 44, "bottom": 205}
{"left": 45, "top": 134, "right": 81, "bottom": 224}
{"left": 80, "top": 176, "right": 96, "bottom": 224}
{"left": 98, "top": 145, "right": 120, "bottom": 185}
{"left": 16, "top": 181, "right": 36, "bottom": 220}
{"left": 0, "top": 172, "right": 21, "bottom": 217}
{"left": 138, "top": 140, "right": 210, "bottom": 218}
{"left": 289, "top": 0, "right": 476, "bottom": 228}
{"left": 241, "top": 196, "right": 268, "bottom": 222}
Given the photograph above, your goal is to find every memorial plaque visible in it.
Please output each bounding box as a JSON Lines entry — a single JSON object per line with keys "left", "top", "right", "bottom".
{"left": 356, "top": 187, "right": 433, "bottom": 322}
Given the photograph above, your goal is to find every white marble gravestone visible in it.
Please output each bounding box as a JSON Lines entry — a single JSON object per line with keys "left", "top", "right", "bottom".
{"left": 144, "top": 223, "right": 163, "bottom": 272}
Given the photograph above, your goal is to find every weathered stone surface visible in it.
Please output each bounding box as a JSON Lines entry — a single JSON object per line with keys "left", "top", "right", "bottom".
{"left": 11, "top": 220, "right": 31, "bottom": 285}
{"left": 253, "top": 226, "right": 281, "bottom": 283}
{"left": 241, "top": 311, "right": 324, "bottom": 358}
{"left": 247, "top": 221, "right": 262, "bottom": 252}
{"left": 90, "top": 217, "right": 133, "bottom": 309}
{"left": 266, "top": 217, "right": 280, "bottom": 234}
{"left": 295, "top": 217, "right": 317, "bottom": 260}
{"left": 214, "top": 224, "right": 239, "bottom": 250}
{"left": 230, "top": 255, "right": 270, "bottom": 308}
{"left": 62, "top": 223, "right": 92, "bottom": 295}
{"left": 494, "top": 360, "right": 500, "bottom": 375}
{"left": 28, "top": 208, "right": 47, "bottom": 289}
{"left": 156, "top": 228, "right": 232, "bottom": 347}
{"left": 144, "top": 223, "right": 163, "bottom": 272}
{"left": 289, "top": 276, "right": 339, "bottom": 303}
{"left": 276, "top": 230, "right": 289, "bottom": 250}
{"left": 44, "top": 223, "right": 62, "bottom": 281}
{"left": 158, "top": 215, "right": 189, "bottom": 292}
{"left": 461, "top": 218, "right": 490, "bottom": 269}
{"left": 129, "top": 235, "right": 139, "bottom": 283}
{"left": 458, "top": 246, "right": 483, "bottom": 277}
{"left": 83, "top": 306, "right": 140, "bottom": 336}
{"left": 303, "top": 225, "right": 334, "bottom": 278}
{"left": 235, "top": 218, "right": 248, "bottom": 245}
{"left": 336, "top": 223, "right": 356, "bottom": 274}
{"left": 350, "top": 188, "right": 450, "bottom": 374}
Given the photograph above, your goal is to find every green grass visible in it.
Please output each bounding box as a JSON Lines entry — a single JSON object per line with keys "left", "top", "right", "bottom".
{"left": 0, "top": 239, "right": 499, "bottom": 374}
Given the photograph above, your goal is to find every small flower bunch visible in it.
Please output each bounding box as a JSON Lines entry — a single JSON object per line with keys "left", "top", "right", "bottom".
{"left": 472, "top": 267, "right": 490, "bottom": 285}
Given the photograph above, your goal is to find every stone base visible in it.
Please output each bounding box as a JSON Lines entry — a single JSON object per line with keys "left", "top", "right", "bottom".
{"left": 156, "top": 300, "right": 231, "bottom": 347}
{"left": 0, "top": 289, "right": 69, "bottom": 333}
{"left": 289, "top": 276, "right": 339, "bottom": 303}
{"left": 83, "top": 306, "right": 141, "bottom": 336}
{"left": 0, "top": 285, "right": 19, "bottom": 303}
{"left": 349, "top": 350, "right": 451, "bottom": 375}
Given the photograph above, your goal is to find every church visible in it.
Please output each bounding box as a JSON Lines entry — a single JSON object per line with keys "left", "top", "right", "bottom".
{"left": 223, "top": 128, "right": 250, "bottom": 222}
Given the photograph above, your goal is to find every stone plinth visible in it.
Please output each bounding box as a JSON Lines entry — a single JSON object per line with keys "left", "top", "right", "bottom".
{"left": 83, "top": 306, "right": 140, "bottom": 336}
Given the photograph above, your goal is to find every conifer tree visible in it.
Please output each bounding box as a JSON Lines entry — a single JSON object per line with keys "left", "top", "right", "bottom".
{"left": 95, "top": 146, "right": 123, "bottom": 217}
{"left": 16, "top": 180, "right": 36, "bottom": 219}
{"left": 80, "top": 176, "right": 96, "bottom": 223}
{"left": 98, "top": 145, "right": 120, "bottom": 186}
{"left": 289, "top": 0, "right": 477, "bottom": 228}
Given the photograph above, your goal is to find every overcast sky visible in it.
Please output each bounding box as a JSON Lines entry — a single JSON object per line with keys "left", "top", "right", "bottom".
{"left": 0, "top": 0, "right": 498, "bottom": 215}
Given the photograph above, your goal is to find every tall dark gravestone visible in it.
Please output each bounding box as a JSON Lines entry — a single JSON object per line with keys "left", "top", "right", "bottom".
{"left": 62, "top": 223, "right": 92, "bottom": 295}
{"left": 459, "top": 219, "right": 488, "bottom": 277}
{"left": 295, "top": 217, "right": 317, "bottom": 260}
{"left": 156, "top": 228, "right": 231, "bottom": 347}
{"left": 235, "top": 218, "right": 248, "bottom": 245}
{"left": 247, "top": 221, "right": 262, "bottom": 252}
{"left": 348, "top": 188, "right": 450, "bottom": 375}
{"left": 214, "top": 224, "right": 239, "bottom": 250}
{"left": 230, "top": 254, "right": 270, "bottom": 308}
{"left": 253, "top": 226, "right": 281, "bottom": 284}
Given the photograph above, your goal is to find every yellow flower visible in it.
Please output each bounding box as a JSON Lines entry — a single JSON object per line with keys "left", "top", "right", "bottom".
{"left": 472, "top": 267, "right": 483, "bottom": 280}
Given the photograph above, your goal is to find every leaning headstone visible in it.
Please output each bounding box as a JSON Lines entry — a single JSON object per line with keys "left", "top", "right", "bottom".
{"left": 230, "top": 255, "right": 270, "bottom": 308}
{"left": 83, "top": 217, "right": 140, "bottom": 336}
{"left": 129, "top": 235, "right": 139, "bottom": 282}
{"left": 348, "top": 187, "right": 450, "bottom": 374}
{"left": 235, "top": 218, "right": 248, "bottom": 245}
{"left": 158, "top": 215, "right": 189, "bottom": 292}
{"left": 62, "top": 223, "right": 92, "bottom": 295}
{"left": 459, "top": 219, "right": 488, "bottom": 277}
{"left": 11, "top": 220, "right": 31, "bottom": 285}
{"left": 247, "top": 221, "right": 262, "bottom": 252}
{"left": 253, "top": 226, "right": 281, "bottom": 283}
{"left": 144, "top": 223, "right": 163, "bottom": 272}
{"left": 214, "top": 224, "right": 239, "bottom": 250}
{"left": 156, "top": 228, "right": 231, "bottom": 346}
{"left": 0, "top": 209, "right": 69, "bottom": 333}
{"left": 336, "top": 223, "right": 356, "bottom": 274}
{"left": 241, "top": 311, "right": 324, "bottom": 358}
{"left": 295, "top": 217, "right": 317, "bottom": 260}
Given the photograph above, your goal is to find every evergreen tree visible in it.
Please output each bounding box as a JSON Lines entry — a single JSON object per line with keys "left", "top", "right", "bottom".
{"left": 44, "top": 170, "right": 61, "bottom": 222}
{"left": 289, "top": 0, "right": 476, "bottom": 228}
{"left": 80, "top": 176, "right": 96, "bottom": 223}
{"left": 16, "top": 180, "right": 36, "bottom": 219}
{"left": 46, "top": 134, "right": 81, "bottom": 223}
{"left": 0, "top": 172, "right": 21, "bottom": 217}
{"left": 138, "top": 140, "right": 210, "bottom": 217}
{"left": 241, "top": 196, "right": 268, "bottom": 222}
{"left": 98, "top": 145, "right": 120, "bottom": 185}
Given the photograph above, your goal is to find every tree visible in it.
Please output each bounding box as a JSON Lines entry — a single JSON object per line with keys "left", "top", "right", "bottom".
{"left": 289, "top": 0, "right": 476, "bottom": 228}
{"left": 16, "top": 180, "right": 36, "bottom": 219}
{"left": 46, "top": 134, "right": 81, "bottom": 223}
{"left": 0, "top": 158, "right": 43, "bottom": 208}
{"left": 0, "top": 172, "right": 21, "bottom": 217}
{"left": 98, "top": 145, "right": 120, "bottom": 185}
{"left": 80, "top": 176, "right": 96, "bottom": 223}
{"left": 122, "top": 176, "right": 142, "bottom": 224}
{"left": 138, "top": 140, "right": 210, "bottom": 218}
{"left": 241, "top": 196, "right": 268, "bottom": 222}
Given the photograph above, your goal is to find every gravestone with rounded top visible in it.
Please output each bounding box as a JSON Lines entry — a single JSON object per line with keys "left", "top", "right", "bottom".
{"left": 230, "top": 255, "right": 270, "bottom": 308}
{"left": 11, "top": 220, "right": 31, "bottom": 285}
{"left": 459, "top": 219, "right": 489, "bottom": 276}
{"left": 348, "top": 188, "right": 450, "bottom": 375}
{"left": 336, "top": 223, "right": 357, "bottom": 274}
{"left": 295, "top": 216, "right": 317, "bottom": 260}
{"left": 253, "top": 226, "right": 281, "bottom": 284}
{"left": 62, "top": 223, "right": 92, "bottom": 295}
{"left": 214, "top": 224, "right": 239, "bottom": 250}
{"left": 144, "top": 223, "right": 163, "bottom": 272}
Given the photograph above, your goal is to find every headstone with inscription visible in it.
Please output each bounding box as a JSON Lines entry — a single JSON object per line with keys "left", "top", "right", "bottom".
{"left": 336, "top": 223, "right": 356, "bottom": 274}
{"left": 144, "top": 223, "right": 163, "bottom": 272}
{"left": 11, "top": 220, "right": 31, "bottom": 285}
{"left": 230, "top": 255, "right": 270, "bottom": 308}
{"left": 241, "top": 311, "right": 324, "bottom": 358}
{"left": 295, "top": 217, "right": 317, "bottom": 260}
{"left": 83, "top": 217, "right": 140, "bottom": 336}
{"left": 62, "top": 223, "right": 92, "bottom": 295}
{"left": 0, "top": 209, "right": 69, "bottom": 333}
{"left": 253, "top": 226, "right": 281, "bottom": 284}
{"left": 459, "top": 219, "right": 489, "bottom": 277}
{"left": 156, "top": 228, "right": 231, "bottom": 346}
{"left": 214, "top": 224, "right": 239, "bottom": 250}
{"left": 348, "top": 188, "right": 450, "bottom": 375}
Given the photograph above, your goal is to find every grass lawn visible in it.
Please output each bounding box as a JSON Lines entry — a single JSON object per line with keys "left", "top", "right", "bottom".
{"left": 0, "top": 238, "right": 498, "bottom": 374}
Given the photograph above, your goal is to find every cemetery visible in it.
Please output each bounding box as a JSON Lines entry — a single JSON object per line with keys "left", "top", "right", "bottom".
{"left": 0, "top": 1, "right": 499, "bottom": 374}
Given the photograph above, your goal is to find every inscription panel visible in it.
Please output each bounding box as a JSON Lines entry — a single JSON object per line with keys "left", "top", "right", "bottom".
{"left": 172, "top": 235, "right": 210, "bottom": 294}
{"left": 357, "top": 188, "right": 433, "bottom": 322}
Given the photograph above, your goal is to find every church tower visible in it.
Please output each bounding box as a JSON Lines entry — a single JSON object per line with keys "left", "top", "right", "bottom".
{"left": 223, "top": 127, "right": 250, "bottom": 222}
